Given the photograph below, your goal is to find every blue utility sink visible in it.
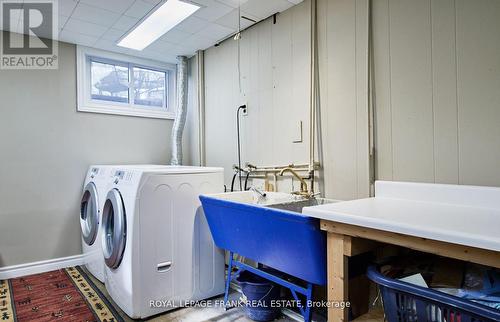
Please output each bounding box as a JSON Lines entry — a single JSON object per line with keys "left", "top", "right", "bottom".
{"left": 199, "top": 191, "right": 336, "bottom": 286}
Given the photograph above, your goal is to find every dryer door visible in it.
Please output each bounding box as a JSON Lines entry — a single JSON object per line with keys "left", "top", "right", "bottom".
{"left": 80, "top": 182, "right": 99, "bottom": 246}
{"left": 102, "top": 189, "right": 126, "bottom": 269}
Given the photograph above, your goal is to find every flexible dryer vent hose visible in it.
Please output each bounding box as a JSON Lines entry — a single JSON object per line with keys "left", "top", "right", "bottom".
{"left": 171, "top": 56, "right": 188, "bottom": 165}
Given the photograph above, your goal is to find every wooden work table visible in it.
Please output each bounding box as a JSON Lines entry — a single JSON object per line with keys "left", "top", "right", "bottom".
{"left": 303, "top": 181, "right": 500, "bottom": 321}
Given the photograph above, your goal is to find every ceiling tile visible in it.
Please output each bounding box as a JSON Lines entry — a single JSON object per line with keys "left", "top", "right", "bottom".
{"left": 214, "top": 0, "right": 249, "bottom": 9}
{"left": 195, "top": 22, "right": 234, "bottom": 41}
{"left": 141, "top": 0, "right": 162, "bottom": 5}
{"left": 181, "top": 33, "right": 216, "bottom": 51}
{"left": 190, "top": 0, "right": 233, "bottom": 22}
{"left": 141, "top": 50, "right": 178, "bottom": 64}
{"left": 157, "top": 29, "right": 192, "bottom": 44}
{"left": 145, "top": 40, "right": 178, "bottom": 53}
{"left": 59, "top": 30, "right": 98, "bottom": 46}
{"left": 151, "top": 41, "right": 193, "bottom": 56}
{"left": 112, "top": 15, "right": 140, "bottom": 31}
{"left": 79, "top": 0, "right": 135, "bottom": 15}
{"left": 215, "top": 8, "right": 259, "bottom": 30}
{"left": 71, "top": 3, "right": 120, "bottom": 27}
{"left": 58, "top": 0, "right": 78, "bottom": 17}
{"left": 240, "top": 0, "right": 292, "bottom": 19}
{"left": 93, "top": 39, "right": 129, "bottom": 53}
{"left": 124, "top": 0, "right": 158, "bottom": 19}
{"left": 63, "top": 18, "right": 108, "bottom": 37}
{"left": 101, "top": 28, "right": 127, "bottom": 42}
{"left": 176, "top": 16, "right": 209, "bottom": 34}
{"left": 175, "top": 46, "right": 196, "bottom": 56}
{"left": 95, "top": 40, "right": 144, "bottom": 57}
{"left": 54, "top": 0, "right": 302, "bottom": 63}
{"left": 59, "top": 15, "right": 69, "bottom": 30}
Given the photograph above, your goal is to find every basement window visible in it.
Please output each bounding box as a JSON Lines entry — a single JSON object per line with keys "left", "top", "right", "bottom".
{"left": 77, "top": 46, "right": 176, "bottom": 119}
{"left": 90, "top": 60, "right": 129, "bottom": 103}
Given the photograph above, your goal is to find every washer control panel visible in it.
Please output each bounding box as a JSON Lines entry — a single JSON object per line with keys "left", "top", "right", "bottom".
{"left": 90, "top": 167, "right": 100, "bottom": 179}
{"left": 112, "top": 170, "right": 133, "bottom": 184}
{"left": 114, "top": 170, "right": 125, "bottom": 179}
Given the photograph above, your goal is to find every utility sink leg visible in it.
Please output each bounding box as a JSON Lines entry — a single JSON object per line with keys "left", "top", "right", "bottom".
{"left": 303, "top": 283, "right": 313, "bottom": 322}
{"left": 223, "top": 251, "right": 234, "bottom": 310}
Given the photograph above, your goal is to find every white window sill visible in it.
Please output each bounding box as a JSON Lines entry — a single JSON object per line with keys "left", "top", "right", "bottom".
{"left": 78, "top": 103, "right": 176, "bottom": 120}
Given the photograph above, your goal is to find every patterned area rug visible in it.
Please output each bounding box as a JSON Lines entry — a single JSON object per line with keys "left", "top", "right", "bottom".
{"left": 0, "top": 266, "right": 123, "bottom": 322}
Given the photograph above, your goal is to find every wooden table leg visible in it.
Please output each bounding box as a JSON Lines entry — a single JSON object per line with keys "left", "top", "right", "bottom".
{"left": 327, "top": 232, "right": 349, "bottom": 322}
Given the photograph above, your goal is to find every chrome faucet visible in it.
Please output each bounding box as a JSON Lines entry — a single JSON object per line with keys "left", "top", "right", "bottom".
{"left": 278, "top": 167, "right": 311, "bottom": 198}
{"left": 250, "top": 186, "right": 267, "bottom": 198}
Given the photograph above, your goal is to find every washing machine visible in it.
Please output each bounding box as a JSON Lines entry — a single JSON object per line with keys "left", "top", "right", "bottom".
{"left": 80, "top": 166, "right": 111, "bottom": 282}
{"left": 101, "top": 166, "right": 225, "bottom": 319}
{"left": 80, "top": 164, "right": 170, "bottom": 282}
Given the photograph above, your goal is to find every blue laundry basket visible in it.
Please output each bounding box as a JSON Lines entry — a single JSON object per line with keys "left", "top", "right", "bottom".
{"left": 367, "top": 266, "right": 500, "bottom": 322}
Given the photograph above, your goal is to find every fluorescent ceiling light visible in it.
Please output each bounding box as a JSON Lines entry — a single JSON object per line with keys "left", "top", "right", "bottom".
{"left": 118, "top": 0, "right": 200, "bottom": 51}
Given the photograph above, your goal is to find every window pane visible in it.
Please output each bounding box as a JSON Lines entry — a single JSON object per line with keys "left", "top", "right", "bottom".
{"left": 91, "top": 61, "right": 129, "bottom": 103}
{"left": 133, "top": 67, "right": 166, "bottom": 108}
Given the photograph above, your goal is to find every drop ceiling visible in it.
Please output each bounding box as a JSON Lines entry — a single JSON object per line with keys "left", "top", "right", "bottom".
{"left": 1, "top": 0, "right": 303, "bottom": 63}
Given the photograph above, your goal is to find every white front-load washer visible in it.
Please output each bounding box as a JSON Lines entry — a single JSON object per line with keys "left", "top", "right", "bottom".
{"left": 101, "top": 166, "right": 225, "bottom": 319}
{"left": 80, "top": 164, "right": 169, "bottom": 283}
{"left": 80, "top": 166, "right": 110, "bottom": 282}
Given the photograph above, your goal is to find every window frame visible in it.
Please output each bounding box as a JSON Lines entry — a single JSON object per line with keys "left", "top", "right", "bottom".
{"left": 77, "top": 46, "right": 176, "bottom": 120}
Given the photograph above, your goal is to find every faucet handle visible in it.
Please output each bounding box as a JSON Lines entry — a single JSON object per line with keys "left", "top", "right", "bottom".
{"left": 291, "top": 190, "right": 320, "bottom": 199}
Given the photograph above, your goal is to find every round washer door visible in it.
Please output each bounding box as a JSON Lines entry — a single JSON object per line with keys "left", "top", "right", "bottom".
{"left": 101, "top": 189, "right": 126, "bottom": 269}
{"left": 80, "top": 182, "right": 99, "bottom": 246}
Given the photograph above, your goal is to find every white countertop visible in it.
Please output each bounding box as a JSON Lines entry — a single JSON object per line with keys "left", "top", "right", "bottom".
{"left": 303, "top": 181, "right": 500, "bottom": 252}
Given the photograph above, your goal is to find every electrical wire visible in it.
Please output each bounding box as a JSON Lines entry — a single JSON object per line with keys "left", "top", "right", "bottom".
{"left": 231, "top": 172, "right": 237, "bottom": 192}
{"left": 236, "top": 1, "right": 242, "bottom": 93}
{"left": 236, "top": 105, "right": 246, "bottom": 191}
{"left": 244, "top": 171, "right": 250, "bottom": 191}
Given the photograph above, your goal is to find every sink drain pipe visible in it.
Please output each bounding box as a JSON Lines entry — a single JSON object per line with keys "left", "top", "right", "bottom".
{"left": 309, "top": 0, "right": 318, "bottom": 194}
{"left": 170, "top": 56, "right": 188, "bottom": 165}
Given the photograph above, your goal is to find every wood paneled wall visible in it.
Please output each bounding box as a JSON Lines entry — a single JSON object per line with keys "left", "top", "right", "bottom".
{"left": 190, "top": 0, "right": 500, "bottom": 201}
{"left": 373, "top": 0, "right": 500, "bottom": 186}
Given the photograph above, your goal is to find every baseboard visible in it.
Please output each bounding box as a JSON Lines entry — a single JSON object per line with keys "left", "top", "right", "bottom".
{"left": 0, "top": 254, "right": 85, "bottom": 280}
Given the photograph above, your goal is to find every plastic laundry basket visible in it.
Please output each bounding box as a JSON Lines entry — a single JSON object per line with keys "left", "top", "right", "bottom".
{"left": 367, "top": 266, "right": 500, "bottom": 322}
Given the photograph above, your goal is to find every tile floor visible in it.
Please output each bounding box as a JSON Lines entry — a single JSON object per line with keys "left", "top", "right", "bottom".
{"left": 84, "top": 267, "right": 300, "bottom": 322}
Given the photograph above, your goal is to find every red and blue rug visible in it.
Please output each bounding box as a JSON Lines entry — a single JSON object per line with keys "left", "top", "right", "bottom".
{"left": 0, "top": 266, "right": 123, "bottom": 322}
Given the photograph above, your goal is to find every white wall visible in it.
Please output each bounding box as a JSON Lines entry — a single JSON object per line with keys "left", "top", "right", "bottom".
{"left": 373, "top": 0, "right": 500, "bottom": 186}
{"left": 317, "top": 0, "right": 371, "bottom": 200}
{"left": 185, "top": 56, "right": 201, "bottom": 167}
{"left": 0, "top": 39, "right": 173, "bottom": 267}
{"left": 202, "top": 0, "right": 313, "bottom": 193}
{"left": 198, "top": 0, "right": 371, "bottom": 199}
